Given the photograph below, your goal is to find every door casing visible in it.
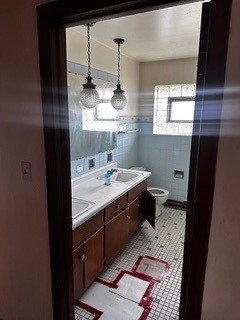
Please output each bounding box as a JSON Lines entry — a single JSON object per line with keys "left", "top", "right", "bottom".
{"left": 37, "top": 1, "right": 232, "bottom": 319}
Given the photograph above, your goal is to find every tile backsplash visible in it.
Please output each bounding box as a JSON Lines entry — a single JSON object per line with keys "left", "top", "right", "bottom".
{"left": 71, "top": 119, "right": 191, "bottom": 203}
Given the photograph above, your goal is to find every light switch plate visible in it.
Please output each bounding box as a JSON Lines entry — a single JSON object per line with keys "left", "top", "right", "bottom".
{"left": 21, "top": 161, "right": 32, "bottom": 181}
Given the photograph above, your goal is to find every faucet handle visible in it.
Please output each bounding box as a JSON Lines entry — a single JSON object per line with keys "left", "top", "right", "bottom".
{"left": 110, "top": 168, "right": 118, "bottom": 174}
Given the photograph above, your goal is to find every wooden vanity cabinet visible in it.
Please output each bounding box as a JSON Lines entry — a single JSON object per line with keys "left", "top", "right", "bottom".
{"left": 105, "top": 180, "right": 156, "bottom": 264}
{"left": 73, "top": 244, "right": 84, "bottom": 300}
{"left": 128, "top": 198, "right": 139, "bottom": 238}
{"left": 128, "top": 180, "right": 156, "bottom": 229}
{"left": 72, "top": 211, "right": 104, "bottom": 301}
{"left": 105, "top": 207, "right": 130, "bottom": 264}
{"left": 138, "top": 190, "right": 156, "bottom": 229}
{"left": 105, "top": 193, "right": 128, "bottom": 221}
{"left": 72, "top": 178, "right": 156, "bottom": 300}
{"left": 84, "top": 227, "right": 104, "bottom": 288}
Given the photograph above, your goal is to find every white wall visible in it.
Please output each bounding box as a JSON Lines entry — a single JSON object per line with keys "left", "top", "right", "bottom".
{"left": 66, "top": 28, "right": 140, "bottom": 116}
{"left": 139, "top": 58, "right": 198, "bottom": 116}
{"left": 0, "top": 1, "right": 54, "bottom": 319}
{"left": 201, "top": 0, "right": 240, "bottom": 318}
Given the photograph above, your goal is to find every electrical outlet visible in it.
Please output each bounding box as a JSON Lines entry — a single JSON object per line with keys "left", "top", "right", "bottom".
{"left": 88, "top": 158, "right": 95, "bottom": 169}
{"left": 21, "top": 161, "right": 32, "bottom": 181}
{"left": 107, "top": 153, "right": 112, "bottom": 162}
{"left": 76, "top": 164, "right": 83, "bottom": 173}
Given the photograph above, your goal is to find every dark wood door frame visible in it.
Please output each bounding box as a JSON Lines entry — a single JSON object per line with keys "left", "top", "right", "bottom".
{"left": 37, "top": 1, "right": 232, "bottom": 319}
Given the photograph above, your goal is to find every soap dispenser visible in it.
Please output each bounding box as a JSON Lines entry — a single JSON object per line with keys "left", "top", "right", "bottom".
{"left": 104, "top": 171, "right": 112, "bottom": 186}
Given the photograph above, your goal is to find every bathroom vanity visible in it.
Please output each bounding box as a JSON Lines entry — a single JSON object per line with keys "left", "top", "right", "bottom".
{"left": 71, "top": 165, "right": 156, "bottom": 301}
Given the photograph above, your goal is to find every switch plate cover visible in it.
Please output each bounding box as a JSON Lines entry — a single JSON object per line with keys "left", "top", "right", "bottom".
{"left": 21, "top": 161, "right": 32, "bottom": 181}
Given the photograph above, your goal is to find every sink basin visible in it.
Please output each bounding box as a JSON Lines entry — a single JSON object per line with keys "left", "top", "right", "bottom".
{"left": 111, "top": 171, "right": 141, "bottom": 183}
{"left": 72, "top": 198, "right": 95, "bottom": 219}
{"left": 96, "top": 169, "right": 143, "bottom": 183}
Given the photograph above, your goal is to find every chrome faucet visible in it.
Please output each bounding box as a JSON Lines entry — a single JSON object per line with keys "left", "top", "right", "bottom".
{"left": 108, "top": 168, "right": 118, "bottom": 175}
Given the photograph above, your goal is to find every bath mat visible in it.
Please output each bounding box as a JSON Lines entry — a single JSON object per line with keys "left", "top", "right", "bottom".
{"left": 75, "top": 270, "right": 153, "bottom": 320}
{"left": 131, "top": 255, "right": 170, "bottom": 282}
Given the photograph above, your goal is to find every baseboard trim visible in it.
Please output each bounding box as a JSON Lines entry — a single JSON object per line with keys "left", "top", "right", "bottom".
{"left": 165, "top": 199, "right": 187, "bottom": 210}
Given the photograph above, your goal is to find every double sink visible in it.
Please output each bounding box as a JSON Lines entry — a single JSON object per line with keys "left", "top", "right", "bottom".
{"left": 72, "top": 169, "right": 143, "bottom": 219}
{"left": 72, "top": 198, "right": 95, "bottom": 219}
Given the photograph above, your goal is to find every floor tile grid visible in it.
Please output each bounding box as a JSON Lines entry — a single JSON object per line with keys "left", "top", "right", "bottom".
{"left": 75, "top": 305, "right": 94, "bottom": 320}
{"left": 75, "top": 206, "right": 186, "bottom": 320}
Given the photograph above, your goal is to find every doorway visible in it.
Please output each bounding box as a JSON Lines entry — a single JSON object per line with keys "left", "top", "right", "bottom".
{"left": 37, "top": 0, "right": 232, "bottom": 319}
{"left": 67, "top": 5, "right": 201, "bottom": 318}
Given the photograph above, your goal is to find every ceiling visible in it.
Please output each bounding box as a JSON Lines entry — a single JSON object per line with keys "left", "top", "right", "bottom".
{"left": 71, "top": 2, "right": 203, "bottom": 62}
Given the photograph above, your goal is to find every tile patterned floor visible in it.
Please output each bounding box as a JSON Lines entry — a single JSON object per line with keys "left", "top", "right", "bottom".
{"left": 75, "top": 206, "right": 186, "bottom": 320}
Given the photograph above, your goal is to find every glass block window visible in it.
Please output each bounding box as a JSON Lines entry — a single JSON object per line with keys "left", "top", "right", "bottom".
{"left": 153, "top": 84, "right": 196, "bottom": 136}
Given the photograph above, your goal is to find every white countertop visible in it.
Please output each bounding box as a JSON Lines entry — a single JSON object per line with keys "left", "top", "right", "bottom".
{"left": 72, "top": 163, "right": 151, "bottom": 230}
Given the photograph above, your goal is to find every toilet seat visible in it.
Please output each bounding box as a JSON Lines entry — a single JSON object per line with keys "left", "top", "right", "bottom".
{"left": 148, "top": 188, "right": 169, "bottom": 197}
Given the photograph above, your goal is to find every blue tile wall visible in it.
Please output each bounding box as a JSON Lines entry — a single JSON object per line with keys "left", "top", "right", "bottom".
{"left": 67, "top": 61, "right": 117, "bottom": 83}
{"left": 71, "top": 120, "right": 191, "bottom": 203}
{"left": 137, "top": 123, "right": 192, "bottom": 202}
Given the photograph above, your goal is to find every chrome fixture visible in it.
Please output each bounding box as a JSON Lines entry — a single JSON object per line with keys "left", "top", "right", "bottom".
{"left": 111, "top": 38, "right": 127, "bottom": 110}
{"left": 79, "top": 24, "right": 99, "bottom": 109}
{"left": 108, "top": 168, "right": 118, "bottom": 175}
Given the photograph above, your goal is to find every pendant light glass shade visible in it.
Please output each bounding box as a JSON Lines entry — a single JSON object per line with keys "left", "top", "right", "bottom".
{"left": 111, "top": 38, "right": 127, "bottom": 110}
{"left": 80, "top": 76, "right": 99, "bottom": 109}
{"left": 111, "top": 84, "right": 127, "bottom": 110}
{"left": 80, "top": 24, "right": 99, "bottom": 109}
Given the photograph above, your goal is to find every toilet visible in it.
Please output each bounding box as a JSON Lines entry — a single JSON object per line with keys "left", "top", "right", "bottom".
{"left": 147, "top": 187, "right": 169, "bottom": 217}
{"left": 130, "top": 166, "right": 169, "bottom": 217}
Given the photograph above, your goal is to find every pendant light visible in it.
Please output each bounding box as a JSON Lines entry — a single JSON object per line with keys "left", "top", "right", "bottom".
{"left": 111, "top": 38, "right": 127, "bottom": 110}
{"left": 79, "top": 24, "right": 99, "bottom": 109}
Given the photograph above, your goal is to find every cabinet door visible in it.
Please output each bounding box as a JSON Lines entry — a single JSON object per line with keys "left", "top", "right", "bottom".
{"left": 73, "top": 244, "right": 84, "bottom": 301}
{"left": 139, "top": 190, "right": 156, "bottom": 229}
{"left": 128, "top": 198, "right": 139, "bottom": 238}
{"left": 84, "top": 227, "right": 104, "bottom": 288}
{"left": 105, "top": 208, "right": 129, "bottom": 264}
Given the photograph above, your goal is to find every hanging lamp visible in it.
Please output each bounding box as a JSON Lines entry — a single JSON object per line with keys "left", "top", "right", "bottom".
{"left": 79, "top": 24, "right": 99, "bottom": 109}
{"left": 111, "top": 38, "right": 127, "bottom": 110}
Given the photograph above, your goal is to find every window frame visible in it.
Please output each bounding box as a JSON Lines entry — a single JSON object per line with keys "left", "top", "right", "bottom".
{"left": 94, "top": 98, "right": 119, "bottom": 122}
{"left": 167, "top": 97, "right": 195, "bottom": 123}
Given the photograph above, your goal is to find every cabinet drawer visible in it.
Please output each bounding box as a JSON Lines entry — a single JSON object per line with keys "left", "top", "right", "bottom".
{"left": 105, "top": 193, "right": 128, "bottom": 221}
{"left": 128, "top": 180, "right": 147, "bottom": 203}
{"left": 72, "top": 210, "right": 104, "bottom": 249}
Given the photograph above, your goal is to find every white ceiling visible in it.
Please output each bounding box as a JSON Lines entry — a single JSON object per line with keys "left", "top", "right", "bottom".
{"left": 71, "top": 2, "right": 203, "bottom": 62}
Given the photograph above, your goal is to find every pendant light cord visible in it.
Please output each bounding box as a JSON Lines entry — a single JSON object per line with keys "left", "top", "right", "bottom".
{"left": 87, "top": 24, "right": 91, "bottom": 77}
{"left": 117, "top": 42, "right": 121, "bottom": 85}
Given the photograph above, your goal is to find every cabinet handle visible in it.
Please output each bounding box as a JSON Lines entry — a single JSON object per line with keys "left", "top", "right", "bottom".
{"left": 126, "top": 215, "right": 130, "bottom": 220}
{"left": 79, "top": 254, "right": 85, "bottom": 261}
{"left": 115, "top": 204, "right": 120, "bottom": 209}
{"left": 137, "top": 204, "right": 140, "bottom": 208}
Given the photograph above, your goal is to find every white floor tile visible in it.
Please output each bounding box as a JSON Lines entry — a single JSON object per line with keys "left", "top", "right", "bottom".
{"left": 75, "top": 206, "right": 186, "bottom": 319}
